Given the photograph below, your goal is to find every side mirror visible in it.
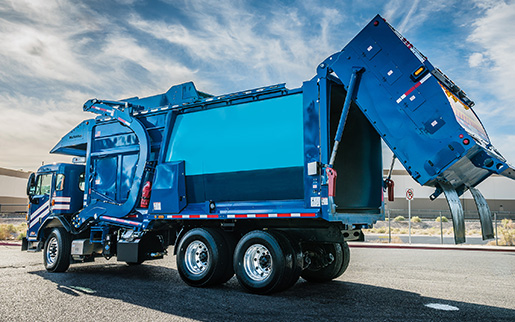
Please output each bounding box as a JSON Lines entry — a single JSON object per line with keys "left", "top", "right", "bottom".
{"left": 26, "top": 173, "right": 36, "bottom": 201}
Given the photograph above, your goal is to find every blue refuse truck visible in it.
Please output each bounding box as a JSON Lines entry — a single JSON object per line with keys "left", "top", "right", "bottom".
{"left": 22, "top": 15, "right": 515, "bottom": 294}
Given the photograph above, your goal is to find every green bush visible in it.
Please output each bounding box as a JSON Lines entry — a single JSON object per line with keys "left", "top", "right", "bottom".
{"left": 17, "top": 231, "right": 26, "bottom": 240}
{"left": 435, "top": 216, "right": 449, "bottom": 222}
{"left": 0, "top": 223, "right": 27, "bottom": 240}
{"left": 411, "top": 216, "right": 421, "bottom": 223}
{"left": 393, "top": 216, "right": 405, "bottom": 222}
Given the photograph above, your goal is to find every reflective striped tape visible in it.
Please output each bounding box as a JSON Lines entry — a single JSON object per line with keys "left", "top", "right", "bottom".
{"left": 52, "top": 204, "right": 71, "bottom": 210}
{"left": 52, "top": 196, "right": 71, "bottom": 211}
{"left": 396, "top": 73, "right": 432, "bottom": 104}
{"left": 53, "top": 196, "right": 71, "bottom": 202}
{"left": 29, "top": 201, "right": 50, "bottom": 228}
{"left": 155, "top": 213, "right": 317, "bottom": 220}
{"left": 227, "top": 213, "right": 317, "bottom": 219}
{"left": 30, "top": 200, "right": 50, "bottom": 221}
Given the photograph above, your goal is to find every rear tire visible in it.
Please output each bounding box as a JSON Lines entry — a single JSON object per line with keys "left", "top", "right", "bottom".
{"left": 176, "top": 228, "right": 231, "bottom": 287}
{"left": 274, "top": 232, "right": 302, "bottom": 290}
{"left": 234, "top": 230, "right": 296, "bottom": 294}
{"left": 43, "top": 227, "right": 71, "bottom": 272}
{"left": 301, "top": 242, "right": 349, "bottom": 282}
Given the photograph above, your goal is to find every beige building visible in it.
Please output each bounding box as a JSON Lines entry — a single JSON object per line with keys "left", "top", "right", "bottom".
{"left": 0, "top": 167, "right": 30, "bottom": 213}
{"left": 385, "top": 169, "right": 515, "bottom": 219}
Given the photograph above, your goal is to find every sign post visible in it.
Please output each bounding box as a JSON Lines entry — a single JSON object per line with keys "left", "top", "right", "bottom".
{"left": 406, "top": 188, "right": 414, "bottom": 244}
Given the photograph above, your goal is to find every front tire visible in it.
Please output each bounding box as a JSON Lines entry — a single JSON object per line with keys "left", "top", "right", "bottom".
{"left": 43, "top": 227, "right": 71, "bottom": 272}
{"left": 176, "top": 228, "right": 231, "bottom": 287}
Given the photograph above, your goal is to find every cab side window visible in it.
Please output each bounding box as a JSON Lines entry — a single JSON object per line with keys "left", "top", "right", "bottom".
{"left": 55, "top": 174, "right": 65, "bottom": 191}
{"left": 78, "top": 173, "right": 85, "bottom": 192}
{"left": 35, "top": 174, "right": 52, "bottom": 196}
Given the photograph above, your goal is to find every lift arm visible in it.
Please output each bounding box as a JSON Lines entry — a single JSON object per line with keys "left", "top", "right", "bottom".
{"left": 70, "top": 99, "right": 151, "bottom": 230}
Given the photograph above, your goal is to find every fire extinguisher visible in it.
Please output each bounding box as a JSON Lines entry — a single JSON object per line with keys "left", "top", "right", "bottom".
{"left": 140, "top": 180, "right": 152, "bottom": 208}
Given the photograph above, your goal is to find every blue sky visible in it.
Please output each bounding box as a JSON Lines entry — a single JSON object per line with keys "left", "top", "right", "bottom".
{"left": 0, "top": 0, "right": 514, "bottom": 171}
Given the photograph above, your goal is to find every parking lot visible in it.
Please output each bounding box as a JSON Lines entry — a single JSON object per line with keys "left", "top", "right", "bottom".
{"left": 1, "top": 244, "right": 514, "bottom": 321}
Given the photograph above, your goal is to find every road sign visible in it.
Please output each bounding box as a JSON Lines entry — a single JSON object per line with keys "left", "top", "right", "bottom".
{"left": 406, "top": 188, "right": 414, "bottom": 201}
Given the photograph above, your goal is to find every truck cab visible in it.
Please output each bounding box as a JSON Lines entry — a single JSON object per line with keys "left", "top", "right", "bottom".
{"left": 24, "top": 163, "right": 85, "bottom": 249}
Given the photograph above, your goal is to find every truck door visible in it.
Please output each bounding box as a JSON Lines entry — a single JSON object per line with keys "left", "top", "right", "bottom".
{"left": 27, "top": 173, "right": 53, "bottom": 240}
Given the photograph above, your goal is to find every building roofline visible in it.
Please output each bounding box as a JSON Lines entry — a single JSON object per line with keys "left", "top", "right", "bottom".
{"left": 0, "top": 167, "right": 31, "bottom": 179}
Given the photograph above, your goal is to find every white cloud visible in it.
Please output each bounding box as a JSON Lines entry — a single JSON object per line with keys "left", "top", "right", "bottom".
{"left": 0, "top": 0, "right": 200, "bottom": 169}
{"left": 396, "top": 0, "right": 421, "bottom": 33}
{"left": 128, "top": 0, "right": 344, "bottom": 91}
{"left": 0, "top": 93, "right": 86, "bottom": 170}
{"left": 468, "top": 52, "right": 485, "bottom": 67}
{"left": 382, "top": 0, "right": 454, "bottom": 34}
{"left": 468, "top": 1, "right": 515, "bottom": 103}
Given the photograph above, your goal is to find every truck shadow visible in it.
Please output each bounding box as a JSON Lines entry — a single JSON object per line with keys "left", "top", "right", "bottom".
{"left": 31, "top": 263, "right": 514, "bottom": 321}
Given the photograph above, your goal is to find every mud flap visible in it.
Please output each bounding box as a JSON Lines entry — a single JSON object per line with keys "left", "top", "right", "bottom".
{"left": 469, "top": 187, "right": 494, "bottom": 240}
{"left": 439, "top": 182, "right": 465, "bottom": 244}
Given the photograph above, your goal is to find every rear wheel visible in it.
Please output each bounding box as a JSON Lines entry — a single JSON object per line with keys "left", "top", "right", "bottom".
{"left": 273, "top": 232, "right": 302, "bottom": 290}
{"left": 301, "top": 242, "right": 350, "bottom": 282}
{"left": 233, "top": 230, "right": 299, "bottom": 294}
{"left": 43, "top": 227, "right": 71, "bottom": 272}
{"left": 176, "top": 228, "right": 231, "bottom": 287}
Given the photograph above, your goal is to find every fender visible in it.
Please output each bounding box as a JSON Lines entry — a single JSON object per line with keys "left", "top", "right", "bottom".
{"left": 36, "top": 215, "right": 73, "bottom": 240}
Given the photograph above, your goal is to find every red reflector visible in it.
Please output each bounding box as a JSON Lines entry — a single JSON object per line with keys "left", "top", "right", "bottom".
{"left": 459, "top": 134, "right": 464, "bottom": 139}
{"left": 126, "top": 214, "right": 138, "bottom": 218}
{"left": 374, "top": 21, "right": 379, "bottom": 26}
{"left": 463, "top": 139, "right": 470, "bottom": 145}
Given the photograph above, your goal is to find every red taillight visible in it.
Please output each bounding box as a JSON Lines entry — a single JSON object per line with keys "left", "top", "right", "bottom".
{"left": 463, "top": 139, "right": 470, "bottom": 145}
{"left": 459, "top": 134, "right": 464, "bottom": 139}
{"left": 374, "top": 21, "right": 379, "bottom": 26}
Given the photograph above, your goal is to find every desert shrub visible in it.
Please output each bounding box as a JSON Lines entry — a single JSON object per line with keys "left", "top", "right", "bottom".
{"left": 411, "top": 216, "right": 422, "bottom": 223}
{"left": 0, "top": 224, "right": 17, "bottom": 240}
{"left": 393, "top": 216, "right": 406, "bottom": 222}
{"left": 435, "top": 216, "right": 449, "bottom": 223}
{"left": 498, "top": 219, "right": 515, "bottom": 246}
{"left": 0, "top": 223, "right": 27, "bottom": 240}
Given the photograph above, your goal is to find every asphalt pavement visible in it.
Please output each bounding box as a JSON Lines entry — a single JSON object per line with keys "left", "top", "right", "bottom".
{"left": 1, "top": 245, "right": 514, "bottom": 321}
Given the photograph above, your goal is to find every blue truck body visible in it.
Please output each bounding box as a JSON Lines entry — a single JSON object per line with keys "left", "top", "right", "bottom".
{"left": 22, "top": 15, "right": 514, "bottom": 293}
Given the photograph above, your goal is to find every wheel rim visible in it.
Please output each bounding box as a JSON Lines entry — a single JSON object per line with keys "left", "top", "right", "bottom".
{"left": 184, "top": 240, "right": 210, "bottom": 275}
{"left": 244, "top": 244, "right": 272, "bottom": 282}
{"left": 46, "top": 236, "right": 59, "bottom": 266}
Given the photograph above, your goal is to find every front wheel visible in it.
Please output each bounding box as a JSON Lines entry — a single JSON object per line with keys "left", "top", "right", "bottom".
{"left": 43, "top": 227, "right": 72, "bottom": 272}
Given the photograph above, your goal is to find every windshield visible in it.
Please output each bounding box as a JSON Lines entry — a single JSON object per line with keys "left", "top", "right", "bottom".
{"left": 35, "top": 173, "right": 53, "bottom": 196}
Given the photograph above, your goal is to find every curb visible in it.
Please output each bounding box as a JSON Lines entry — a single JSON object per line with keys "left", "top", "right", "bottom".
{"left": 348, "top": 242, "right": 515, "bottom": 252}
{"left": 0, "top": 242, "right": 22, "bottom": 247}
